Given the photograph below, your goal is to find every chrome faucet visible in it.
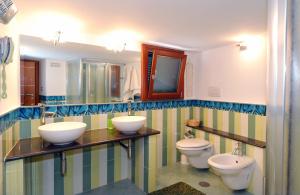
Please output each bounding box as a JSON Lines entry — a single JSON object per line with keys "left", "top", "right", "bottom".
{"left": 232, "top": 142, "right": 243, "bottom": 156}
{"left": 127, "top": 100, "right": 134, "bottom": 116}
{"left": 38, "top": 103, "right": 56, "bottom": 125}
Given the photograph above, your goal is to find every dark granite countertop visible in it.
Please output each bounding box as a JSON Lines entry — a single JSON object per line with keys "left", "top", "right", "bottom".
{"left": 5, "top": 127, "right": 160, "bottom": 162}
{"left": 187, "top": 125, "right": 266, "bottom": 148}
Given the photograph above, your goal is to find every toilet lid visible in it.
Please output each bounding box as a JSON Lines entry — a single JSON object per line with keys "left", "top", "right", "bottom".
{"left": 176, "top": 138, "right": 210, "bottom": 148}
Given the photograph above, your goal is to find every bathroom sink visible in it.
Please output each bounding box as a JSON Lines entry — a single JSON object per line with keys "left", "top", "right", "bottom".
{"left": 112, "top": 116, "right": 146, "bottom": 134}
{"left": 208, "top": 153, "right": 255, "bottom": 190}
{"left": 38, "top": 122, "right": 87, "bottom": 145}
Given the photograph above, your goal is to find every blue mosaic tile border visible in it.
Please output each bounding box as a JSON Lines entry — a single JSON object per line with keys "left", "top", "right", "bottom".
{"left": 18, "top": 100, "right": 266, "bottom": 120}
{"left": 39, "top": 95, "right": 66, "bottom": 101}
{"left": 19, "top": 100, "right": 194, "bottom": 119}
{"left": 194, "top": 100, "right": 266, "bottom": 116}
{"left": 0, "top": 100, "right": 267, "bottom": 131}
{"left": 0, "top": 108, "right": 19, "bottom": 133}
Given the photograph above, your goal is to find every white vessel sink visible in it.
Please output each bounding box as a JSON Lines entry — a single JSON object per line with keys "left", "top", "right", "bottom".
{"left": 208, "top": 153, "right": 255, "bottom": 190}
{"left": 112, "top": 116, "right": 146, "bottom": 134}
{"left": 38, "top": 122, "right": 87, "bottom": 145}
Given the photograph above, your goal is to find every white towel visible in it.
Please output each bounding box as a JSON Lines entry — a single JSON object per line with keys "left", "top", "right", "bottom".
{"left": 131, "top": 66, "right": 140, "bottom": 95}
{"left": 123, "top": 65, "right": 140, "bottom": 100}
{"left": 123, "top": 65, "right": 132, "bottom": 95}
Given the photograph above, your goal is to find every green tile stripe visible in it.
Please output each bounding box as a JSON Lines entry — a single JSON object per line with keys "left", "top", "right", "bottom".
{"left": 114, "top": 144, "right": 121, "bottom": 181}
{"left": 220, "top": 137, "right": 226, "bottom": 153}
{"left": 200, "top": 108, "right": 204, "bottom": 122}
{"left": 23, "top": 156, "right": 44, "bottom": 195}
{"left": 12, "top": 122, "right": 19, "bottom": 146}
{"left": 32, "top": 157, "right": 43, "bottom": 195}
{"left": 143, "top": 137, "right": 149, "bottom": 193}
{"left": 147, "top": 110, "right": 152, "bottom": 128}
{"left": 131, "top": 140, "right": 136, "bottom": 183}
{"left": 64, "top": 151, "right": 74, "bottom": 195}
{"left": 83, "top": 147, "right": 91, "bottom": 192}
{"left": 189, "top": 107, "right": 193, "bottom": 118}
{"left": 107, "top": 143, "right": 114, "bottom": 184}
{"left": 20, "top": 120, "right": 31, "bottom": 139}
{"left": 228, "top": 111, "right": 235, "bottom": 134}
{"left": 176, "top": 108, "right": 181, "bottom": 162}
{"left": 54, "top": 153, "right": 64, "bottom": 195}
{"left": 83, "top": 116, "right": 91, "bottom": 130}
{"left": 242, "top": 143, "right": 247, "bottom": 155}
{"left": 24, "top": 158, "right": 32, "bottom": 195}
{"left": 248, "top": 115, "right": 256, "bottom": 139}
{"left": 162, "top": 110, "right": 168, "bottom": 166}
{"left": 213, "top": 109, "right": 218, "bottom": 129}
{"left": 204, "top": 132, "right": 209, "bottom": 140}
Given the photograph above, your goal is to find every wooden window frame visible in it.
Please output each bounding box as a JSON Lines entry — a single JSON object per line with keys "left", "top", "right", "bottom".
{"left": 141, "top": 44, "right": 187, "bottom": 100}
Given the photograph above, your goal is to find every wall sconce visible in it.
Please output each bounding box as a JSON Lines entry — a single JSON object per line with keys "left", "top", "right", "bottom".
{"left": 237, "top": 42, "right": 247, "bottom": 51}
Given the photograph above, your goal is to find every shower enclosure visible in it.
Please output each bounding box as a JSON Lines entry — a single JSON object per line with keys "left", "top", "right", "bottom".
{"left": 66, "top": 59, "right": 124, "bottom": 104}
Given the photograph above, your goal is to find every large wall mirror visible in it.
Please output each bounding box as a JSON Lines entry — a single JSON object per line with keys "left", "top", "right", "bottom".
{"left": 20, "top": 35, "right": 141, "bottom": 106}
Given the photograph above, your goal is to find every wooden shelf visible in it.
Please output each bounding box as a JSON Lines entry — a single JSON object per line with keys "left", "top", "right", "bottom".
{"left": 187, "top": 125, "right": 266, "bottom": 148}
{"left": 5, "top": 127, "right": 160, "bottom": 162}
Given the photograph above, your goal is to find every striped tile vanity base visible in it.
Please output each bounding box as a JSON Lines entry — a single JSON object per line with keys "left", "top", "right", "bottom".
{"left": 0, "top": 100, "right": 266, "bottom": 195}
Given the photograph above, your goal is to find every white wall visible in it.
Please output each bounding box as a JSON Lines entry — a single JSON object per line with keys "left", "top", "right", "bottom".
{"left": 194, "top": 43, "right": 267, "bottom": 104}
{"left": 39, "top": 59, "right": 66, "bottom": 96}
{"left": 0, "top": 18, "right": 20, "bottom": 115}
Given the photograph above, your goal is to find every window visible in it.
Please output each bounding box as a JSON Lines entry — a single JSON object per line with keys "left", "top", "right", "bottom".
{"left": 141, "top": 44, "right": 187, "bottom": 100}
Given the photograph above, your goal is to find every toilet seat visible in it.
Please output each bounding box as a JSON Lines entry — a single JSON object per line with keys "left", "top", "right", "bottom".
{"left": 176, "top": 138, "right": 213, "bottom": 169}
{"left": 176, "top": 138, "right": 210, "bottom": 148}
{"left": 176, "top": 144, "right": 212, "bottom": 151}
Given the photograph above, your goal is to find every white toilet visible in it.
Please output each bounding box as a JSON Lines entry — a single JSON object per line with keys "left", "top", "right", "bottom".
{"left": 176, "top": 138, "right": 213, "bottom": 169}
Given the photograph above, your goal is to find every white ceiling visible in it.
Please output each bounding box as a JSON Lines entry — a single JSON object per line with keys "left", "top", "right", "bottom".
{"left": 15, "top": 0, "right": 267, "bottom": 51}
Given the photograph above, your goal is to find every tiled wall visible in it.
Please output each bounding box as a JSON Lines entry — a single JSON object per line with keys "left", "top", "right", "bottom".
{"left": 191, "top": 107, "right": 266, "bottom": 195}
{"left": 3, "top": 111, "right": 161, "bottom": 195}
{"left": 0, "top": 100, "right": 267, "bottom": 195}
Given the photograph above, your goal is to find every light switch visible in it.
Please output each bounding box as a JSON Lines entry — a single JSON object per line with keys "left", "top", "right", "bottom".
{"left": 208, "top": 86, "right": 221, "bottom": 97}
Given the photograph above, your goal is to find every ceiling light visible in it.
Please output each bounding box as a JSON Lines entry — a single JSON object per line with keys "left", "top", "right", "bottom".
{"left": 42, "top": 30, "right": 65, "bottom": 46}
{"left": 97, "top": 30, "right": 142, "bottom": 52}
{"left": 20, "top": 12, "right": 84, "bottom": 43}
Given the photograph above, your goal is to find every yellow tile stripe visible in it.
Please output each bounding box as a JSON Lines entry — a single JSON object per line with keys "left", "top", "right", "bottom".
{"left": 255, "top": 116, "right": 267, "bottom": 142}
{"left": 217, "top": 110, "right": 223, "bottom": 130}
{"left": 167, "top": 109, "right": 174, "bottom": 166}
{"left": 148, "top": 136, "right": 157, "bottom": 193}
{"left": 234, "top": 112, "right": 241, "bottom": 135}
{"left": 91, "top": 146, "right": 100, "bottom": 188}
{"left": 64, "top": 151, "right": 74, "bottom": 195}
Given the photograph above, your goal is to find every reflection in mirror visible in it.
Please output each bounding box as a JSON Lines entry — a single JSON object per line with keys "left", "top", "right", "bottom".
{"left": 20, "top": 35, "right": 141, "bottom": 106}
{"left": 66, "top": 61, "right": 124, "bottom": 104}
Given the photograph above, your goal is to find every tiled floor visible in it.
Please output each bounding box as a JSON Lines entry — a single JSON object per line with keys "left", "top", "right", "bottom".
{"left": 79, "top": 179, "right": 146, "bottom": 195}
{"left": 156, "top": 163, "right": 252, "bottom": 195}
{"left": 80, "top": 163, "right": 252, "bottom": 195}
